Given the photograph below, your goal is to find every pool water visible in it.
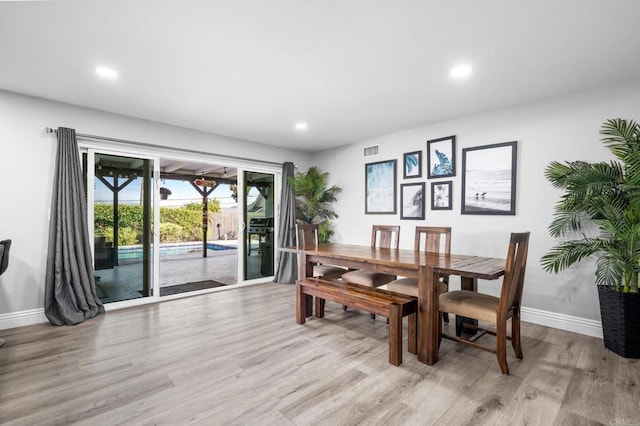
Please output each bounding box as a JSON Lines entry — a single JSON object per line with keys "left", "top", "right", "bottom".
{"left": 119, "top": 243, "right": 236, "bottom": 260}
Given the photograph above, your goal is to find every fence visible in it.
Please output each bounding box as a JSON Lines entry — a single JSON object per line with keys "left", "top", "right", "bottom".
{"left": 210, "top": 211, "right": 238, "bottom": 240}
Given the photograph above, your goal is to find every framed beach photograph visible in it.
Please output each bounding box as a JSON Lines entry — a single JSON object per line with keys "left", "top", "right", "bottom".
{"left": 427, "top": 135, "right": 456, "bottom": 178}
{"left": 431, "top": 181, "right": 452, "bottom": 210}
{"left": 400, "top": 182, "right": 425, "bottom": 219}
{"left": 461, "top": 141, "right": 517, "bottom": 215}
{"left": 403, "top": 151, "right": 422, "bottom": 179}
{"left": 365, "top": 159, "right": 397, "bottom": 214}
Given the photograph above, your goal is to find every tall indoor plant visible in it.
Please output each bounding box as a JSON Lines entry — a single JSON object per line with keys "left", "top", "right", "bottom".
{"left": 541, "top": 118, "right": 640, "bottom": 358}
{"left": 289, "top": 166, "right": 342, "bottom": 242}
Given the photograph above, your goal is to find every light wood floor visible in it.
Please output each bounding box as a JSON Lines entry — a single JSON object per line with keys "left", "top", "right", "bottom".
{"left": 0, "top": 283, "right": 637, "bottom": 425}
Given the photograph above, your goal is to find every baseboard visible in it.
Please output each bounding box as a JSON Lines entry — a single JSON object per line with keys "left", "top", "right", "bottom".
{"left": 1, "top": 302, "right": 604, "bottom": 339}
{"left": 0, "top": 308, "right": 48, "bottom": 330}
{"left": 0, "top": 281, "right": 272, "bottom": 330}
{"left": 521, "top": 306, "right": 603, "bottom": 339}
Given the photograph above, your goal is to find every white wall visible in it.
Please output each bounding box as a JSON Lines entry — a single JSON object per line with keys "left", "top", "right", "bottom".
{"left": 3, "top": 80, "right": 639, "bottom": 335}
{"left": 314, "top": 79, "right": 640, "bottom": 331}
{"left": 0, "top": 90, "right": 311, "bottom": 318}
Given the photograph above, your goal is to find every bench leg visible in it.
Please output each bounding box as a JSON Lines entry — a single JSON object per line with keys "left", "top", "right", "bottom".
{"left": 407, "top": 312, "right": 417, "bottom": 354}
{"left": 388, "top": 304, "right": 402, "bottom": 366}
{"left": 315, "top": 297, "right": 325, "bottom": 318}
{"left": 296, "top": 283, "right": 306, "bottom": 324}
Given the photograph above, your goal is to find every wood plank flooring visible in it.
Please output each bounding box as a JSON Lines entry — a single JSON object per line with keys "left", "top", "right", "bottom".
{"left": 0, "top": 283, "right": 637, "bottom": 425}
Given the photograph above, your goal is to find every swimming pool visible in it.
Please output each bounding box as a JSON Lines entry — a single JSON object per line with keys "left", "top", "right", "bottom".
{"left": 118, "top": 242, "right": 236, "bottom": 260}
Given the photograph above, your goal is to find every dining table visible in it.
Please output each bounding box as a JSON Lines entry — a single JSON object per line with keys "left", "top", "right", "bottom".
{"left": 294, "top": 243, "right": 506, "bottom": 365}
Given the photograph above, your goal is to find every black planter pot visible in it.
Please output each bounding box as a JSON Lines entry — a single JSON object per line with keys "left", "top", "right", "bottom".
{"left": 598, "top": 286, "right": 640, "bottom": 359}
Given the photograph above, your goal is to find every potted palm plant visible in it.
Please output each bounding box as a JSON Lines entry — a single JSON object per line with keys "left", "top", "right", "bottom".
{"left": 289, "top": 166, "right": 342, "bottom": 242}
{"left": 541, "top": 118, "right": 640, "bottom": 358}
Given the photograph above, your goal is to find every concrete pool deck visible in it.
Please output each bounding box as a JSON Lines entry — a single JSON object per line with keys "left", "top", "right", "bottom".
{"left": 96, "top": 240, "right": 246, "bottom": 303}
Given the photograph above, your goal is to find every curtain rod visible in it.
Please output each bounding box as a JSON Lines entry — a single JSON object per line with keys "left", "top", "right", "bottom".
{"left": 45, "top": 127, "right": 285, "bottom": 167}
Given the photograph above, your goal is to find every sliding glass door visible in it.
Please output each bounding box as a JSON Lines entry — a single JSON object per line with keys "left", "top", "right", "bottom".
{"left": 85, "top": 150, "right": 159, "bottom": 303}
{"left": 82, "top": 146, "right": 280, "bottom": 304}
{"left": 242, "top": 170, "right": 275, "bottom": 281}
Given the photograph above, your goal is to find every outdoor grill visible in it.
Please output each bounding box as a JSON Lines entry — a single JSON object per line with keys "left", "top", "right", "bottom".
{"left": 248, "top": 217, "right": 273, "bottom": 255}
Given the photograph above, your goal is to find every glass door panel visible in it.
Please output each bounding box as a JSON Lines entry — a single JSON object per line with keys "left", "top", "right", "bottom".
{"left": 90, "top": 152, "right": 155, "bottom": 303}
{"left": 243, "top": 171, "right": 275, "bottom": 280}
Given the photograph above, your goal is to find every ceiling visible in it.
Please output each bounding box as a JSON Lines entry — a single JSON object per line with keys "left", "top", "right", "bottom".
{"left": 1, "top": 1, "right": 640, "bottom": 153}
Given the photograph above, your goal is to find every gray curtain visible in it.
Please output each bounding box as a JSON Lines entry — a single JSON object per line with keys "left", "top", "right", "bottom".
{"left": 274, "top": 162, "right": 297, "bottom": 283}
{"left": 45, "top": 127, "right": 104, "bottom": 325}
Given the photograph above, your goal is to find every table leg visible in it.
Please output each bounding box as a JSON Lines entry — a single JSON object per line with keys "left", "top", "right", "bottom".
{"left": 417, "top": 266, "right": 440, "bottom": 365}
{"left": 457, "top": 276, "right": 479, "bottom": 337}
{"left": 407, "top": 312, "right": 416, "bottom": 354}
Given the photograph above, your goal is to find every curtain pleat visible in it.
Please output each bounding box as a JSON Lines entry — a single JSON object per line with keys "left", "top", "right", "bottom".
{"left": 45, "top": 127, "right": 104, "bottom": 325}
{"left": 274, "top": 162, "right": 297, "bottom": 283}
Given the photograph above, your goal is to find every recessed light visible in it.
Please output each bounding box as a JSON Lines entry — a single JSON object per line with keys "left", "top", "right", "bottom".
{"left": 295, "top": 122, "right": 308, "bottom": 131}
{"left": 96, "top": 66, "right": 119, "bottom": 79}
{"left": 450, "top": 64, "right": 472, "bottom": 79}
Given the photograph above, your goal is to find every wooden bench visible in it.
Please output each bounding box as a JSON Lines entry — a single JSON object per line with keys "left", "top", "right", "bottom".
{"left": 296, "top": 277, "right": 417, "bottom": 366}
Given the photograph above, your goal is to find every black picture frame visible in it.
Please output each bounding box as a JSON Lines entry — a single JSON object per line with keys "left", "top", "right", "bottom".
{"left": 461, "top": 141, "right": 517, "bottom": 215}
{"left": 400, "top": 182, "right": 425, "bottom": 220}
{"left": 431, "top": 181, "right": 452, "bottom": 210}
{"left": 365, "top": 159, "right": 397, "bottom": 214}
{"left": 427, "top": 135, "right": 456, "bottom": 178}
{"left": 403, "top": 151, "right": 422, "bottom": 179}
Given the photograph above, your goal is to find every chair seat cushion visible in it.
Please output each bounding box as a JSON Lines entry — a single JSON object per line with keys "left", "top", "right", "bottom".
{"left": 341, "top": 270, "right": 396, "bottom": 287}
{"left": 385, "top": 278, "right": 448, "bottom": 297}
{"left": 313, "top": 264, "right": 348, "bottom": 280}
{"left": 439, "top": 290, "right": 499, "bottom": 323}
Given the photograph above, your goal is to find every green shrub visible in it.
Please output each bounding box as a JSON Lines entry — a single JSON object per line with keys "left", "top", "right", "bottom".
{"left": 95, "top": 226, "right": 138, "bottom": 245}
{"left": 160, "top": 223, "right": 183, "bottom": 243}
{"left": 183, "top": 200, "right": 222, "bottom": 212}
{"left": 95, "top": 201, "right": 220, "bottom": 245}
{"left": 160, "top": 208, "right": 201, "bottom": 241}
{"left": 118, "top": 227, "right": 138, "bottom": 246}
{"left": 95, "top": 226, "right": 114, "bottom": 243}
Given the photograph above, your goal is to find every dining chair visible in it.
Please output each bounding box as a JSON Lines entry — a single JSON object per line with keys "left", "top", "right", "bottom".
{"left": 341, "top": 225, "right": 400, "bottom": 320}
{"left": 341, "top": 225, "right": 400, "bottom": 287}
{"left": 296, "top": 223, "right": 347, "bottom": 280}
{"left": 0, "top": 239, "right": 10, "bottom": 276}
{"left": 0, "top": 239, "right": 11, "bottom": 348}
{"left": 438, "top": 232, "right": 530, "bottom": 375}
{"left": 385, "top": 226, "right": 451, "bottom": 322}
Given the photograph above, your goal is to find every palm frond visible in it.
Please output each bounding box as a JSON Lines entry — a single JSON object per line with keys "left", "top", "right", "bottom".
{"left": 600, "top": 118, "right": 640, "bottom": 161}
{"left": 595, "top": 254, "right": 623, "bottom": 289}
{"left": 540, "top": 238, "right": 607, "bottom": 273}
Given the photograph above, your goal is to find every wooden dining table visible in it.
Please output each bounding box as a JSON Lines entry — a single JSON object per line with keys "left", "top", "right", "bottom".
{"left": 295, "top": 243, "right": 506, "bottom": 365}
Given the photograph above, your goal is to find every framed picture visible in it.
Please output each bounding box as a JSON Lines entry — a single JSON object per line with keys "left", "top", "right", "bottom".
{"left": 403, "top": 151, "right": 422, "bottom": 179}
{"left": 461, "top": 141, "right": 517, "bottom": 215}
{"left": 427, "top": 135, "right": 456, "bottom": 178}
{"left": 431, "top": 181, "right": 452, "bottom": 210}
{"left": 400, "top": 182, "right": 425, "bottom": 219}
{"left": 365, "top": 159, "right": 397, "bottom": 214}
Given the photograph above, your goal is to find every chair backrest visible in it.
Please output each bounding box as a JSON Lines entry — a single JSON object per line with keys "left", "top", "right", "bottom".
{"left": 0, "top": 239, "right": 11, "bottom": 276}
{"left": 498, "top": 232, "right": 530, "bottom": 317}
{"left": 296, "top": 223, "right": 319, "bottom": 250}
{"left": 371, "top": 225, "right": 400, "bottom": 249}
{"left": 414, "top": 226, "right": 451, "bottom": 253}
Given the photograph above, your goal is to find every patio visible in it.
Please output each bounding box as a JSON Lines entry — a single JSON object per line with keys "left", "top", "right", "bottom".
{"left": 95, "top": 240, "right": 242, "bottom": 303}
